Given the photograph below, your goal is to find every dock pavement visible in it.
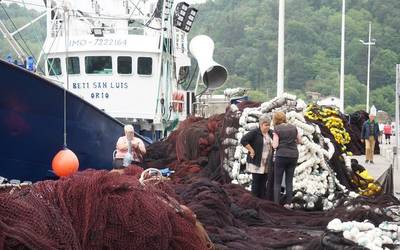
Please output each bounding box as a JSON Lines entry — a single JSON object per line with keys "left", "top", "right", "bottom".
{"left": 351, "top": 136, "right": 400, "bottom": 199}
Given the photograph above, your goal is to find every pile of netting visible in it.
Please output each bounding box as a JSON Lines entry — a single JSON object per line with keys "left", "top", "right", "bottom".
{"left": 304, "top": 104, "right": 379, "bottom": 156}
{"left": 1, "top": 94, "right": 395, "bottom": 249}
{"left": 144, "top": 94, "right": 398, "bottom": 249}
{"left": 0, "top": 167, "right": 212, "bottom": 250}
{"left": 304, "top": 104, "right": 353, "bottom": 155}
{"left": 303, "top": 104, "right": 382, "bottom": 197}
{"left": 175, "top": 181, "right": 400, "bottom": 249}
{"left": 219, "top": 94, "right": 366, "bottom": 210}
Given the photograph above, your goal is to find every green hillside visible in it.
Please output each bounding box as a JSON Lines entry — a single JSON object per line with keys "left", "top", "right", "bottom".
{"left": 190, "top": 0, "right": 400, "bottom": 115}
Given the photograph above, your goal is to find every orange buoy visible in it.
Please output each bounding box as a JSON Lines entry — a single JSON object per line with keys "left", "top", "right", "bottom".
{"left": 52, "top": 148, "right": 79, "bottom": 177}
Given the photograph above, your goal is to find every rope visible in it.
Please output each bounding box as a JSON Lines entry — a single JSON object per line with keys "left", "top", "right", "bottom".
{"left": 196, "top": 85, "right": 208, "bottom": 98}
{"left": 123, "top": 0, "right": 160, "bottom": 30}
{"left": 139, "top": 168, "right": 163, "bottom": 185}
{"left": 155, "top": 0, "right": 169, "bottom": 122}
{"left": 128, "top": 0, "right": 145, "bottom": 16}
{"left": 184, "top": 63, "right": 198, "bottom": 91}
{"left": 163, "top": 10, "right": 175, "bottom": 122}
{"left": 62, "top": 11, "right": 69, "bottom": 148}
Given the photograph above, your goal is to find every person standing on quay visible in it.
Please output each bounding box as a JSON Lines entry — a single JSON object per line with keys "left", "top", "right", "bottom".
{"left": 272, "top": 112, "right": 301, "bottom": 208}
{"left": 383, "top": 122, "right": 392, "bottom": 144}
{"left": 240, "top": 116, "right": 274, "bottom": 199}
{"left": 361, "top": 114, "right": 380, "bottom": 164}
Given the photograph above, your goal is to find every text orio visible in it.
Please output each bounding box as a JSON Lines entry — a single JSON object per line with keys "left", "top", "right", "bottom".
{"left": 91, "top": 92, "right": 109, "bottom": 99}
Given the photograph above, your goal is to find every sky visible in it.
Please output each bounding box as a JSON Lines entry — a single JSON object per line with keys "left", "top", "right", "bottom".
{"left": 4, "top": 0, "right": 207, "bottom": 11}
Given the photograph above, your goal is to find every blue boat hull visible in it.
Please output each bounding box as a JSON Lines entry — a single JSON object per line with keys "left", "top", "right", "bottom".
{"left": 0, "top": 60, "right": 124, "bottom": 182}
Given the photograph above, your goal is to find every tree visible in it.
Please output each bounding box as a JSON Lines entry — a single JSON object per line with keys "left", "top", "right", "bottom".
{"left": 370, "top": 85, "right": 395, "bottom": 116}
{"left": 371, "top": 49, "right": 398, "bottom": 89}
{"left": 344, "top": 75, "right": 366, "bottom": 107}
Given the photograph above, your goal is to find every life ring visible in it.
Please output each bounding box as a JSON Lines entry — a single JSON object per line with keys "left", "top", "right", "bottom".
{"left": 172, "top": 90, "right": 185, "bottom": 112}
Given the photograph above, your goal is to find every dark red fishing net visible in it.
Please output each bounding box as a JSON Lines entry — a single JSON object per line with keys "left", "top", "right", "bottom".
{"left": 171, "top": 176, "right": 399, "bottom": 249}
{"left": 144, "top": 103, "right": 397, "bottom": 249}
{"left": 0, "top": 167, "right": 210, "bottom": 250}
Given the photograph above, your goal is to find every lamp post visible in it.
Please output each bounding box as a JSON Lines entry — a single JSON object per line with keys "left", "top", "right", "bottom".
{"left": 339, "top": 0, "right": 346, "bottom": 113}
{"left": 276, "top": 0, "right": 285, "bottom": 97}
{"left": 395, "top": 64, "right": 400, "bottom": 195}
{"left": 360, "top": 22, "right": 375, "bottom": 112}
{"left": 396, "top": 65, "right": 400, "bottom": 152}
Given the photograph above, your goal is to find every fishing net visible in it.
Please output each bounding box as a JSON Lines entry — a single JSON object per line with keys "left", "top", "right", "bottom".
{"left": 143, "top": 96, "right": 395, "bottom": 249}
{"left": 304, "top": 104, "right": 382, "bottom": 197}
{"left": 0, "top": 166, "right": 211, "bottom": 250}
{"left": 172, "top": 177, "right": 399, "bottom": 249}
{"left": 217, "top": 95, "right": 357, "bottom": 210}
{"left": 1, "top": 95, "right": 394, "bottom": 249}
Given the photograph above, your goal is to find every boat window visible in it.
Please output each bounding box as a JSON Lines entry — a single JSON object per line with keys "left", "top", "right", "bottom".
{"left": 85, "top": 56, "right": 112, "bottom": 74}
{"left": 117, "top": 56, "right": 132, "bottom": 74}
{"left": 47, "top": 58, "right": 62, "bottom": 76}
{"left": 137, "top": 57, "right": 152, "bottom": 75}
{"left": 66, "top": 57, "right": 80, "bottom": 74}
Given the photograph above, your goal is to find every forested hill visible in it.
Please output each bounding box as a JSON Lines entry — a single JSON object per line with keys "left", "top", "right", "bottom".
{"left": 190, "top": 0, "right": 400, "bottom": 115}
{"left": 0, "top": 3, "right": 45, "bottom": 63}
{"left": 0, "top": 1, "right": 399, "bottom": 114}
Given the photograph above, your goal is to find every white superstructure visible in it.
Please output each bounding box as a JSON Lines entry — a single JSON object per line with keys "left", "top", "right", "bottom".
{"left": 42, "top": 0, "right": 193, "bottom": 133}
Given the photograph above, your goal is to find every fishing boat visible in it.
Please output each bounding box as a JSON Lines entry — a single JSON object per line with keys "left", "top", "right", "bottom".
{"left": 0, "top": 0, "right": 227, "bottom": 181}
{"left": 0, "top": 60, "right": 124, "bottom": 182}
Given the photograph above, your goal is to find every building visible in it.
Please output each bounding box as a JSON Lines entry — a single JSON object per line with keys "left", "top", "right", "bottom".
{"left": 317, "top": 96, "right": 341, "bottom": 109}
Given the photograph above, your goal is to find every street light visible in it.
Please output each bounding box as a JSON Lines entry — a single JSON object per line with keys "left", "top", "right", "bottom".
{"left": 276, "top": 0, "right": 285, "bottom": 97}
{"left": 339, "top": 0, "right": 346, "bottom": 113}
{"left": 360, "top": 22, "right": 376, "bottom": 112}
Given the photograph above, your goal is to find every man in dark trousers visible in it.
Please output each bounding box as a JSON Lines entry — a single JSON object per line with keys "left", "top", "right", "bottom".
{"left": 361, "top": 114, "right": 380, "bottom": 164}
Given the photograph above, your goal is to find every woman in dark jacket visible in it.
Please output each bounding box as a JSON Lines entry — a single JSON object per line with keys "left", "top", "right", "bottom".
{"left": 272, "top": 112, "right": 301, "bottom": 207}
{"left": 240, "top": 116, "right": 273, "bottom": 199}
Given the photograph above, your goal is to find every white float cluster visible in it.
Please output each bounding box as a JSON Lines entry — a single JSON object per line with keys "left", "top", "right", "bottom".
{"left": 327, "top": 218, "right": 400, "bottom": 250}
{"left": 0, "top": 177, "right": 31, "bottom": 189}
{"left": 222, "top": 93, "right": 355, "bottom": 209}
